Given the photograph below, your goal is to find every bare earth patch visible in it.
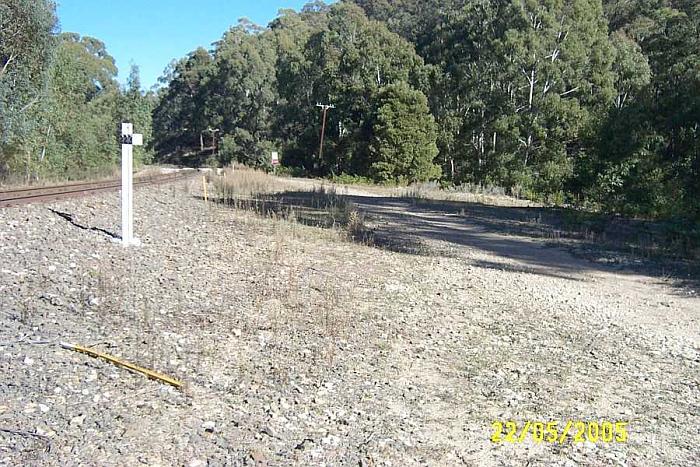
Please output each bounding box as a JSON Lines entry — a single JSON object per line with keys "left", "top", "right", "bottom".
{"left": 0, "top": 177, "right": 697, "bottom": 466}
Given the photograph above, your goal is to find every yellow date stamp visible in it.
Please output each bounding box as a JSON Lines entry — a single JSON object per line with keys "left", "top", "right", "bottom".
{"left": 491, "top": 421, "right": 629, "bottom": 444}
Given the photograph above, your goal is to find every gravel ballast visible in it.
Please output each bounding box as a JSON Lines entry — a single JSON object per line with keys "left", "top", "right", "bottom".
{"left": 0, "top": 179, "right": 698, "bottom": 466}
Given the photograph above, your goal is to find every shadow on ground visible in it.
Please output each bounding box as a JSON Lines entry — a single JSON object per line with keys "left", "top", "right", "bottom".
{"left": 49, "top": 208, "right": 120, "bottom": 240}
{"left": 212, "top": 190, "right": 699, "bottom": 292}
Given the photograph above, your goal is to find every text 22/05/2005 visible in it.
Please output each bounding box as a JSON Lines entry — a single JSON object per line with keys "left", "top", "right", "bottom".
{"left": 491, "top": 421, "right": 629, "bottom": 444}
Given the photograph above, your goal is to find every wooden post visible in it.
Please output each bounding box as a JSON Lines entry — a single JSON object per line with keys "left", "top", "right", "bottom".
{"left": 316, "top": 103, "right": 335, "bottom": 164}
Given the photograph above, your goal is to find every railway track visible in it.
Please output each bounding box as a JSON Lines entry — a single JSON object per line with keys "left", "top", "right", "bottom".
{"left": 0, "top": 170, "right": 198, "bottom": 208}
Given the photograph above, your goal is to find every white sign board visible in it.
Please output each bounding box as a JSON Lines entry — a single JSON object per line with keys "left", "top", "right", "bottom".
{"left": 271, "top": 151, "right": 280, "bottom": 166}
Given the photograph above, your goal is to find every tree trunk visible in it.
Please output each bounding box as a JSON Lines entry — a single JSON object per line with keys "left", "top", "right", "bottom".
{"left": 25, "top": 148, "right": 31, "bottom": 184}
{"left": 528, "top": 68, "right": 536, "bottom": 109}
{"left": 40, "top": 125, "right": 52, "bottom": 162}
{"left": 0, "top": 54, "right": 15, "bottom": 79}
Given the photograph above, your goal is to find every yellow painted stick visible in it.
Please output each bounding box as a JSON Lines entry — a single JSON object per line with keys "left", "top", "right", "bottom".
{"left": 61, "top": 343, "right": 183, "bottom": 390}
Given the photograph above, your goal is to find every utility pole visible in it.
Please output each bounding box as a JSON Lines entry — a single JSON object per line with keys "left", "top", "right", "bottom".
{"left": 209, "top": 128, "right": 220, "bottom": 156}
{"left": 316, "top": 103, "right": 335, "bottom": 163}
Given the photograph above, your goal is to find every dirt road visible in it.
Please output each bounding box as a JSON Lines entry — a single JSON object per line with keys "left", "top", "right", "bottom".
{"left": 0, "top": 179, "right": 697, "bottom": 465}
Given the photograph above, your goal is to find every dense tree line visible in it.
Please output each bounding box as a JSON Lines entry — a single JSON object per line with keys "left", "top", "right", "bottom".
{"left": 2, "top": 0, "right": 697, "bottom": 222}
{"left": 153, "top": 0, "right": 698, "bottom": 220}
{"left": 353, "top": 0, "right": 700, "bottom": 218}
{"left": 153, "top": 2, "right": 440, "bottom": 182}
{"left": 0, "top": 0, "right": 154, "bottom": 181}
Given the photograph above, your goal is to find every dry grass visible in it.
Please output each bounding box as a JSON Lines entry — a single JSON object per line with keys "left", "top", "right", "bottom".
{"left": 395, "top": 181, "right": 535, "bottom": 207}
{"left": 211, "top": 165, "right": 371, "bottom": 243}
{"left": 0, "top": 165, "right": 123, "bottom": 190}
{"left": 211, "top": 164, "right": 279, "bottom": 198}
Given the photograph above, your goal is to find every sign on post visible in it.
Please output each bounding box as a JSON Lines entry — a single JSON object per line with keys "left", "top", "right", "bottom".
{"left": 120, "top": 123, "right": 143, "bottom": 246}
{"left": 271, "top": 151, "right": 280, "bottom": 167}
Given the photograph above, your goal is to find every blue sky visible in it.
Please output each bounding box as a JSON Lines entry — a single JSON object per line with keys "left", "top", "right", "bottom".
{"left": 55, "top": 0, "right": 318, "bottom": 90}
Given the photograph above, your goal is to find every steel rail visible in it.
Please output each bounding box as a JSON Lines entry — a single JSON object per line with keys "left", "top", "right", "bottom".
{"left": 0, "top": 171, "right": 197, "bottom": 208}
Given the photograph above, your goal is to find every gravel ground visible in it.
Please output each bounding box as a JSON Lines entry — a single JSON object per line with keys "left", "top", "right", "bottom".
{"left": 0, "top": 179, "right": 698, "bottom": 466}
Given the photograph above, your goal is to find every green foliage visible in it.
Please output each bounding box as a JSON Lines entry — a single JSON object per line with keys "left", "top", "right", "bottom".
{"left": 219, "top": 130, "right": 276, "bottom": 169}
{"left": 115, "top": 65, "right": 156, "bottom": 165}
{"left": 207, "top": 24, "right": 278, "bottom": 162}
{"left": 353, "top": 0, "right": 698, "bottom": 220}
{"left": 0, "top": 2, "right": 156, "bottom": 182}
{"left": 274, "top": 165, "right": 309, "bottom": 178}
{"left": 146, "top": 0, "right": 699, "bottom": 221}
{"left": 153, "top": 2, "right": 429, "bottom": 181}
{"left": 152, "top": 48, "right": 213, "bottom": 155}
{"left": 0, "top": 0, "right": 56, "bottom": 177}
{"left": 2, "top": 0, "right": 695, "bottom": 223}
{"left": 331, "top": 173, "right": 375, "bottom": 185}
{"left": 273, "top": 2, "right": 429, "bottom": 175}
{"left": 580, "top": 0, "right": 700, "bottom": 219}
{"left": 39, "top": 33, "right": 121, "bottom": 178}
{"left": 369, "top": 82, "right": 440, "bottom": 183}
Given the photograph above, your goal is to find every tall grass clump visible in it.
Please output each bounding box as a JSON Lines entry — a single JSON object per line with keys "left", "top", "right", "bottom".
{"left": 212, "top": 165, "right": 370, "bottom": 242}
{"left": 213, "top": 164, "right": 278, "bottom": 202}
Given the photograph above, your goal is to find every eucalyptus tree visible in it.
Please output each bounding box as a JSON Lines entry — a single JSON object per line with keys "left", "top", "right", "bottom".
{"left": 270, "top": 7, "right": 330, "bottom": 166}
{"left": 0, "top": 0, "right": 56, "bottom": 177}
{"left": 152, "top": 48, "right": 213, "bottom": 156}
{"left": 286, "top": 2, "right": 429, "bottom": 175}
{"left": 42, "top": 33, "right": 121, "bottom": 176}
{"left": 491, "top": 0, "right": 616, "bottom": 197}
{"left": 354, "top": 0, "right": 618, "bottom": 198}
{"left": 147, "top": 0, "right": 697, "bottom": 219}
{"left": 205, "top": 22, "right": 278, "bottom": 167}
{"left": 592, "top": 0, "right": 699, "bottom": 217}
{"left": 114, "top": 65, "right": 156, "bottom": 165}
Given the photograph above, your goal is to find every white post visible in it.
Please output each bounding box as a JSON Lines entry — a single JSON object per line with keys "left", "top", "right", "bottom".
{"left": 271, "top": 151, "right": 279, "bottom": 175}
{"left": 120, "top": 123, "right": 143, "bottom": 246}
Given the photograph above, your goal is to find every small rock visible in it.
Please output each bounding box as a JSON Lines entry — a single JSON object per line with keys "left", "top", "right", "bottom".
{"left": 24, "top": 357, "right": 35, "bottom": 366}
{"left": 70, "top": 414, "right": 85, "bottom": 427}
{"left": 295, "top": 438, "right": 314, "bottom": 451}
{"left": 39, "top": 404, "right": 50, "bottom": 413}
{"left": 322, "top": 435, "right": 340, "bottom": 446}
{"left": 36, "top": 426, "right": 56, "bottom": 437}
{"left": 202, "top": 421, "right": 216, "bottom": 433}
{"left": 250, "top": 450, "right": 266, "bottom": 465}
